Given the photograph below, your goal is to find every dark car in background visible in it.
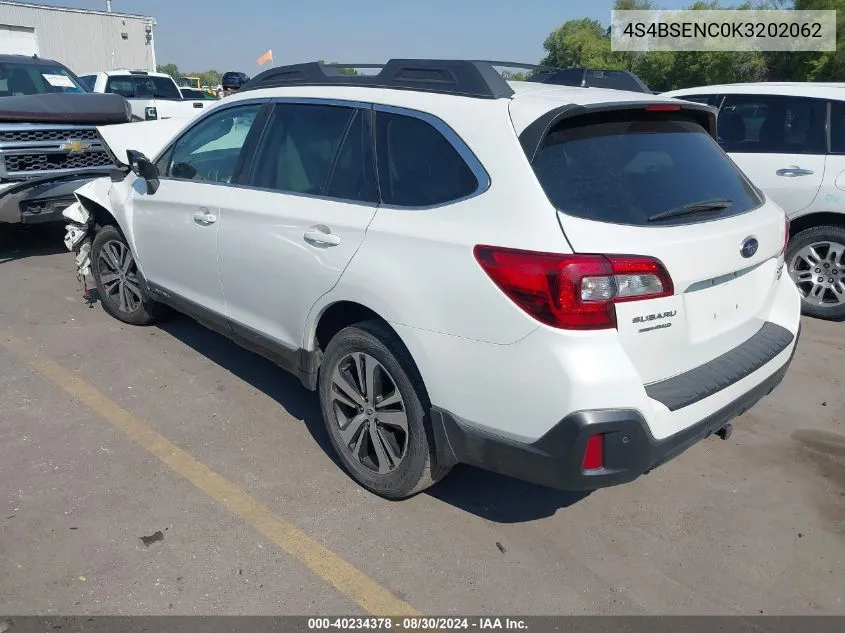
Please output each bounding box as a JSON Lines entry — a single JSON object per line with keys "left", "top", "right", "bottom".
{"left": 221, "top": 71, "right": 250, "bottom": 96}
{"left": 0, "top": 54, "right": 130, "bottom": 225}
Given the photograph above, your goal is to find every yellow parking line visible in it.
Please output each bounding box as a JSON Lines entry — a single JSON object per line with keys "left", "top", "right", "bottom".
{"left": 1, "top": 331, "right": 420, "bottom": 617}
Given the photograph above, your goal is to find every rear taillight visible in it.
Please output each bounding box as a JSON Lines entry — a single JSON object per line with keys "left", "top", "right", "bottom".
{"left": 583, "top": 434, "right": 604, "bottom": 470}
{"left": 474, "top": 246, "right": 674, "bottom": 330}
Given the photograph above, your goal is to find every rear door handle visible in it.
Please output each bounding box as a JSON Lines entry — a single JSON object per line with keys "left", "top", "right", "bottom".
{"left": 776, "top": 166, "right": 814, "bottom": 177}
{"left": 192, "top": 209, "right": 217, "bottom": 225}
{"left": 303, "top": 227, "right": 341, "bottom": 246}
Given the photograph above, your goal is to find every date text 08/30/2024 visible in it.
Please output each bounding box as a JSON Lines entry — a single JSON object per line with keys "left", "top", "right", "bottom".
{"left": 307, "top": 618, "right": 529, "bottom": 630}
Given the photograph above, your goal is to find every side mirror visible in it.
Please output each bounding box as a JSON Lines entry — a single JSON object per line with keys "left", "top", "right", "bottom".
{"left": 127, "top": 149, "right": 160, "bottom": 194}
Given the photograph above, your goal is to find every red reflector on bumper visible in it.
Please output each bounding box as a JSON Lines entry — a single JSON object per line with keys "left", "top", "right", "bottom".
{"left": 583, "top": 434, "right": 604, "bottom": 470}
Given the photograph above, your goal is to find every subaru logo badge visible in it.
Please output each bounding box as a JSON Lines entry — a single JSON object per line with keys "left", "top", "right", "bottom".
{"left": 740, "top": 237, "right": 759, "bottom": 258}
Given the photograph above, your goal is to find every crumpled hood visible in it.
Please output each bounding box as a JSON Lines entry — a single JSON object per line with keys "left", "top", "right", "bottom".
{"left": 97, "top": 118, "right": 189, "bottom": 167}
{"left": 0, "top": 92, "right": 132, "bottom": 124}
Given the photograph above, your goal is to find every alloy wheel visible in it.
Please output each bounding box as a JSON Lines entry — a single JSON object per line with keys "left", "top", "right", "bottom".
{"left": 789, "top": 241, "right": 845, "bottom": 307}
{"left": 98, "top": 239, "right": 143, "bottom": 313}
{"left": 329, "top": 352, "right": 409, "bottom": 474}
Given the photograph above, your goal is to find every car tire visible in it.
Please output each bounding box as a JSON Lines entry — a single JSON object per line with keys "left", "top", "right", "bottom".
{"left": 91, "top": 225, "right": 164, "bottom": 326}
{"left": 786, "top": 224, "right": 845, "bottom": 320}
{"left": 318, "top": 320, "right": 450, "bottom": 499}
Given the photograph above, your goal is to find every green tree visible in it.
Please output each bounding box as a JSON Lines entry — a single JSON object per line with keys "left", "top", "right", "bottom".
{"left": 779, "top": 0, "right": 845, "bottom": 80}
{"left": 538, "top": 0, "right": 787, "bottom": 92}
{"left": 156, "top": 63, "right": 180, "bottom": 81}
{"left": 196, "top": 70, "right": 221, "bottom": 87}
{"left": 541, "top": 18, "right": 622, "bottom": 69}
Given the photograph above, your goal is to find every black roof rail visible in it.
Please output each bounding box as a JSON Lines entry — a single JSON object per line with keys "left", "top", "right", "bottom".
{"left": 239, "top": 59, "right": 518, "bottom": 99}
{"left": 530, "top": 68, "right": 651, "bottom": 94}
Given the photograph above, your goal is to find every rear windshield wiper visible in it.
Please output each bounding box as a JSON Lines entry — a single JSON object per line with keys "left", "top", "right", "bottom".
{"left": 647, "top": 198, "right": 732, "bottom": 223}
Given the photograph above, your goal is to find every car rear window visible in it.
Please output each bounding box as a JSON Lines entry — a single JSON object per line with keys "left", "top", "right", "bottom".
{"left": 105, "top": 75, "right": 181, "bottom": 100}
{"left": 531, "top": 111, "right": 763, "bottom": 226}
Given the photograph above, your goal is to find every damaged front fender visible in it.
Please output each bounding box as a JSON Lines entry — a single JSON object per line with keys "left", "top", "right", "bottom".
{"left": 62, "top": 176, "right": 118, "bottom": 283}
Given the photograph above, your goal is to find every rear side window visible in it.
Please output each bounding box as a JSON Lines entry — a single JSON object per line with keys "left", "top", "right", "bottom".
{"left": 325, "top": 110, "right": 377, "bottom": 202}
{"left": 532, "top": 112, "right": 762, "bottom": 226}
{"left": 375, "top": 111, "right": 478, "bottom": 207}
{"left": 248, "top": 103, "right": 354, "bottom": 196}
{"left": 829, "top": 101, "right": 845, "bottom": 154}
{"left": 718, "top": 94, "right": 826, "bottom": 154}
{"left": 104, "top": 76, "right": 134, "bottom": 98}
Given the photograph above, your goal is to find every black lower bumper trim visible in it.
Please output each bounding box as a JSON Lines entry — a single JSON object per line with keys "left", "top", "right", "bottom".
{"left": 645, "top": 321, "right": 794, "bottom": 411}
{"left": 431, "top": 326, "right": 799, "bottom": 491}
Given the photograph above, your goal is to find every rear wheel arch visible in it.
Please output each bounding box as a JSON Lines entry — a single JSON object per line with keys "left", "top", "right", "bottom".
{"left": 313, "top": 306, "right": 450, "bottom": 497}
{"left": 789, "top": 211, "right": 845, "bottom": 236}
{"left": 309, "top": 300, "right": 431, "bottom": 397}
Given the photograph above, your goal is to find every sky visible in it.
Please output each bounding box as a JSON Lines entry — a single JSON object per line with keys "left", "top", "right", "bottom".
{"left": 22, "top": 0, "right": 730, "bottom": 73}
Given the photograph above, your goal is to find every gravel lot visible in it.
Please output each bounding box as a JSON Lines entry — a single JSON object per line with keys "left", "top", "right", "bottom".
{"left": 1, "top": 224, "right": 843, "bottom": 615}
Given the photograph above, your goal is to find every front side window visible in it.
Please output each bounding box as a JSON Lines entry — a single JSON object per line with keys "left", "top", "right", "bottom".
{"left": 247, "top": 103, "right": 355, "bottom": 196}
{"left": 375, "top": 111, "right": 479, "bottom": 207}
{"left": 166, "top": 104, "right": 261, "bottom": 184}
{"left": 718, "top": 94, "right": 826, "bottom": 154}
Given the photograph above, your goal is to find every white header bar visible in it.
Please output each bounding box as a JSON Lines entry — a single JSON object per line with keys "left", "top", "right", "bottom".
{"left": 611, "top": 10, "right": 836, "bottom": 52}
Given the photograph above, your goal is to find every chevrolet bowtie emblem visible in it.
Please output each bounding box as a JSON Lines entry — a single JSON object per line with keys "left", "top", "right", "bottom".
{"left": 61, "top": 140, "right": 91, "bottom": 152}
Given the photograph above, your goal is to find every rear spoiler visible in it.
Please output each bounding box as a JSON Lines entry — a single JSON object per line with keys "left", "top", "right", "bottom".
{"left": 518, "top": 100, "right": 718, "bottom": 163}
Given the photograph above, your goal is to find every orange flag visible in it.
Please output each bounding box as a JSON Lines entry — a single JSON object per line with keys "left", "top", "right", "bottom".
{"left": 257, "top": 49, "right": 273, "bottom": 66}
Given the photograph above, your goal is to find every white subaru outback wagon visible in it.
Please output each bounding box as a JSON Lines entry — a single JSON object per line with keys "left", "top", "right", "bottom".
{"left": 64, "top": 60, "right": 801, "bottom": 499}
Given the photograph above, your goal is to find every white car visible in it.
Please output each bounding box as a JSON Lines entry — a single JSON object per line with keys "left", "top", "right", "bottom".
{"left": 664, "top": 83, "right": 845, "bottom": 320}
{"left": 63, "top": 60, "right": 801, "bottom": 499}
{"left": 79, "top": 70, "right": 207, "bottom": 121}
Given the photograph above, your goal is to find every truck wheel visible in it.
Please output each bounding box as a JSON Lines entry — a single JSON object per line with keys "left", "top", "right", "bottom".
{"left": 91, "top": 225, "right": 164, "bottom": 325}
{"left": 787, "top": 224, "right": 845, "bottom": 320}
{"left": 318, "top": 320, "right": 450, "bottom": 499}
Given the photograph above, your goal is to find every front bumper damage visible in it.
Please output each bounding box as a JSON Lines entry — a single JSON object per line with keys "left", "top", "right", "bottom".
{"left": 60, "top": 175, "right": 120, "bottom": 291}
{"left": 63, "top": 199, "right": 93, "bottom": 281}
{"left": 0, "top": 171, "right": 115, "bottom": 225}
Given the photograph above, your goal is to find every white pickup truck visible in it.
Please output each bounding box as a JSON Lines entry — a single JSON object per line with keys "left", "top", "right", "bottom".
{"left": 78, "top": 70, "right": 208, "bottom": 121}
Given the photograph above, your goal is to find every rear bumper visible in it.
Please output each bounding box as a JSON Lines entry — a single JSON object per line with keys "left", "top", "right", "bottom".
{"left": 431, "top": 325, "right": 799, "bottom": 491}
{"left": 0, "top": 172, "right": 112, "bottom": 224}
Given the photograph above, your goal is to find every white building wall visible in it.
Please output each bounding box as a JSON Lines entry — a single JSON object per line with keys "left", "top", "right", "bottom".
{"left": 0, "top": 1, "right": 155, "bottom": 73}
